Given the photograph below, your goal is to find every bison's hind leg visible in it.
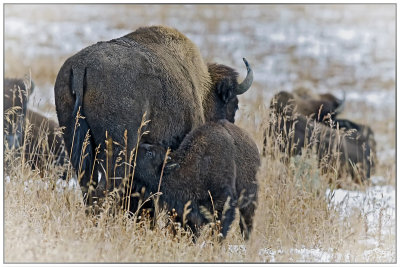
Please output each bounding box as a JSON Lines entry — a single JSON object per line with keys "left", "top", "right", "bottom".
{"left": 219, "top": 186, "right": 237, "bottom": 240}
{"left": 239, "top": 204, "right": 255, "bottom": 240}
{"left": 238, "top": 189, "right": 257, "bottom": 240}
{"left": 70, "top": 104, "right": 96, "bottom": 196}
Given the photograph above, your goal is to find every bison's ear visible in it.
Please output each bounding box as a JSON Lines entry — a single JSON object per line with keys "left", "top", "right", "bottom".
{"left": 213, "top": 58, "right": 253, "bottom": 103}
{"left": 208, "top": 63, "right": 239, "bottom": 104}
{"left": 216, "top": 78, "right": 236, "bottom": 104}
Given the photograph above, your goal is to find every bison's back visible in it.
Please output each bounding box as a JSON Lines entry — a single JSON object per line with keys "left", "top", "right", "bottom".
{"left": 172, "top": 120, "right": 260, "bottom": 206}
{"left": 55, "top": 26, "right": 211, "bottom": 156}
{"left": 172, "top": 121, "right": 237, "bottom": 186}
{"left": 219, "top": 120, "right": 260, "bottom": 197}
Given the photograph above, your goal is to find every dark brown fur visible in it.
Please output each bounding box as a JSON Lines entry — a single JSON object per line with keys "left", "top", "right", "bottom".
{"left": 4, "top": 78, "right": 34, "bottom": 147}
{"left": 4, "top": 78, "right": 66, "bottom": 177}
{"left": 54, "top": 26, "right": 253, "bottom": 202}
{"left": 292, "top": 88, "right": 344, "bottom": 121}
{"left": 24, "top": 110, "right": 66, "bottom": 177}
{"left": 268, "top": 91, "right": 372, "bottom": 182}
{"left": 135, "top": 120, "right": 260, "bottom": 240}
{"left": 294, "top": 88, "right": 377, "bottom": 173}
{"left": 204, "top": 63, "right": 241, "bottom": 123}
{"left": 333, "top": 118, "right": 377, "bottom": 174}
{"left": 4, "top": 78, "right": 34, "bottom": 110}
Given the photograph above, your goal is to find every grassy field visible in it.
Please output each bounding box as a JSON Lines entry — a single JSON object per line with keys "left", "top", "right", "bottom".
{"left": 3, "top": 4, "right": 396, "bottom": 263}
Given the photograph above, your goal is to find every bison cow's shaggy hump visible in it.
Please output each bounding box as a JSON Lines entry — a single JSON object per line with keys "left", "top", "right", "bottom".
{"left": 54, "top": 25, "right": 254, "bottom": 204}
{"left": 55, "top": 26, "right": 211, "bottom": 197}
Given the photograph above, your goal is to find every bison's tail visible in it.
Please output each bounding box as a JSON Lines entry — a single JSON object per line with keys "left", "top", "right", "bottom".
{"left": 70, "top": 67, "right": 95, "bottom": 190}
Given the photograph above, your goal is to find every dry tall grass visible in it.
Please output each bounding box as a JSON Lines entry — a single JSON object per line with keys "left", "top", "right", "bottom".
{"left": 3, "top": 4, "right": 395, "bottom": 263}
{"left": 3, "top": 98, "right": 395, "bottom": 263}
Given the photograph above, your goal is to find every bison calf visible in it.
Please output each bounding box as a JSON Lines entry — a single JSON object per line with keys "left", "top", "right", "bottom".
{"left": 136, "top": 120, "right": 260, "bottom": 240}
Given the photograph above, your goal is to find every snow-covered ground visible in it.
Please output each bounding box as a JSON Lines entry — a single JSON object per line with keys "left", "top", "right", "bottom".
{"left": 7, "top": 172, "right": 394, "bottom": 262}
{"left": 4, "top": 5, "right": 395, "bottom": 104}
{"left": 4, "top": 4, "right": 396, "bottom": 263}
{"left": 5, "top": 4, "right": 396, "bottom": 145}
{"left": 226, "top": 175, "right": 396, "bottom": 262}
{"left": 327, "top": 178, "right": 395, "bottom": 236}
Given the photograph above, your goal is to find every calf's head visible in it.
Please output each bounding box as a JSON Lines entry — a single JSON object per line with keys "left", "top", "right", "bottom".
{"left": 136, "top": 143, "right": 170, "bottom": 182}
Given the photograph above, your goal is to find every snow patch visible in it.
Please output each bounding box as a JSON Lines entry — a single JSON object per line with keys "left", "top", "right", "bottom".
{"left": 326, "top": 185, "right": 395, "bottom": 237}
{"left": 290, "top": 247, "right": 333, "bottom": 262}
{"left": 337, "top": 29, "right": 355, "bottom": 40}
{"left": 55, "top": 176, "right": 79, "bottom": 193}
{"left": 377, "top": 148, "right": 395, "bottom": 163}
{"left": 363, "top": 247, "right": 396, "bottom": 262}
{"left": 344, "top": 90, "right": 395, "bottom": 109}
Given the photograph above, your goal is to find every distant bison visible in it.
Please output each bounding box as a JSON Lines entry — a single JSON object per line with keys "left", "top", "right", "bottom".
{"left": 4, "top": 78, "right": 66, "bottom": 176}
{"left": 54, "top": 26, "right": 254, "bottom": 203}
{"left": 4, "top": 78, "right": 34, "bottom": 148}
{"left": 291, "top": 87, "right": 346, "bottom": 122}
{"left": 268, "top": 91, "right": 372, "bottom": 182}
{"left": 135, "top": 120, "right": 260, "bottom": 240}
{"left": 290, "top": 88, "right": 376, "bottom": 165}
{"left": 24, "top": 110, "right": 66, "bottom": 176}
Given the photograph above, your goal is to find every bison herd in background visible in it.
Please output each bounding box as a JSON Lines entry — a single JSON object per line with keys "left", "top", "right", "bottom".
{"left": 268, "top": 89, "right": 376, "bottom": 182}
{"left": 4, "top": 26, "right": 376, "bottom": 241}
{"left": 4, "top": 78, "right": 66, "bottom": 175}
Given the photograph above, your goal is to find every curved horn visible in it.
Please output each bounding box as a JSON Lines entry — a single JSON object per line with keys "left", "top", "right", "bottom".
{"left": 235, "top": 58, "right": 253, "bottom": 95}
{"left": 335, "top": 90, "right": 346, "bottom": 114}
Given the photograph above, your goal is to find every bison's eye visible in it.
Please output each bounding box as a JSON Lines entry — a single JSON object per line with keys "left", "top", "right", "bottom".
{"left": 146, "top": 151, "right": 153, "bottom": 158}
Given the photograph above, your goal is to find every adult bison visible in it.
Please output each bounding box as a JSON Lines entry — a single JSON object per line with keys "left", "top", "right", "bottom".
{"left": 262, "top": 89, "right": 344, "bottom": 156}
{"left": 280, "top": 88, "right": 377, "bottom": 173}
{"left": 4, "top": 78, "right": 34, "bottom": 148}
{"left": 4, "top": 78, "right": 66, "bottom": 176}
{"left": 291, "top": 87, "right": 346, "bottom": 122}
{"left": 54, "top": 26, "right": 253, "bottom": 202}
{"left": 24, "top": 109, "right": 66, "bottom": 176}
{"left": 268, "top": 91, "right": 372, "bottom": 182}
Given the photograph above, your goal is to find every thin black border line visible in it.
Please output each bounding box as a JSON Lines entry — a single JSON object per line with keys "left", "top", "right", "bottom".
{"left": 1, "top": 2, "right": 399, "bottom": 5}
{"left": 3, "top": 3, "right": 397, "bottom": 265}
